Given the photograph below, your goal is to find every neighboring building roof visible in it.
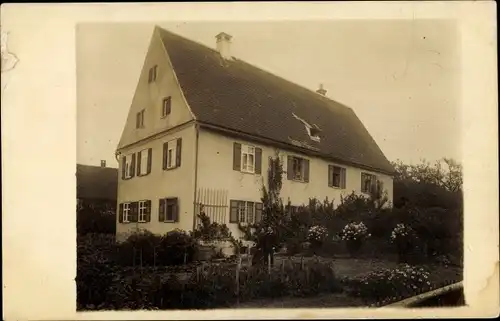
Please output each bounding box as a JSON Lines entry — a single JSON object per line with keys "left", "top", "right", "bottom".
{"left": 157, "top": 27, "right": 394, "bottom": 175}
{"left": 77, "top": 164, "right": 118, "bottom": 201}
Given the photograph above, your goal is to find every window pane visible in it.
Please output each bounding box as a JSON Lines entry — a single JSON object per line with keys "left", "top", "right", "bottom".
{"left": 238, "top": 202, "right": 246, "bottom": 222}
{"left": 247, "top": 202, "right": 254, "bottom": 223}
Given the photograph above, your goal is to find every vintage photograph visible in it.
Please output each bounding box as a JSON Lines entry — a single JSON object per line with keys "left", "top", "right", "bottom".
{"left": 76, "top": 20, "right": 464, "bottom": 310}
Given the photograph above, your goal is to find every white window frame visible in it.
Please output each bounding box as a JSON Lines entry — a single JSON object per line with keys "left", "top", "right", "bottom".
{"left": 241, "top": 144, "right": 256, "bottom": 173}
{"left": 291, "top": 156, "right": 305, "bottom": 181}
{"left": 237, "top": 201, "right": 255, "bottom": 224}
{"left": 140, "top": 149, "right": 148, "bottom": 174}
{"left": 166, "top": 145, "right": 175, "bottom": 169}
{"left": 138, "top": 200, "right": 147, "bottom": 222}
{"left": 330, "top": 165, "right": 345, "bottom": 188}
{"left": 123, "top": 202, "right": 131, "bottom": 223}
{"left": 125, "top": 155, "right": 133, "bottom": 179}
{"left": 361, "top": 172, "right": 377, "bottom": 193}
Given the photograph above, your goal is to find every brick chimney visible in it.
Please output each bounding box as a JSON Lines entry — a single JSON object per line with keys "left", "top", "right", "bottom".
{"left": 215, "top": 32, "right": 233, "bottom": 60}
{"left": 316, "top": 84, "right": 327, "bottom": 96}
{"left": 101, "top": 160, "right": 106, "bottom": 168}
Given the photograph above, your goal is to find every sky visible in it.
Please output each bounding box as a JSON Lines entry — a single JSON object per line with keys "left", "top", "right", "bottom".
{"left": 76, "top": 20, "right": 461, "bottom": 169}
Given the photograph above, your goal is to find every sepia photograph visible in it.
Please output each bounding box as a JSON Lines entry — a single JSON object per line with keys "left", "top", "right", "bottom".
{"left": 76, "top": 20, "right": 464, "bottom": 310}
{"left": 2, "top": 2, "right": 497, "bottom": 320}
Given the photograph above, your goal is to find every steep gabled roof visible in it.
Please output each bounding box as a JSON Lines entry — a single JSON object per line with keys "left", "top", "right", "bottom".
{"left": 157, "top": 27, "right": 394, "bottom": 175}
{"left": 76, "top": 164, "right": 118, "bottom": 201}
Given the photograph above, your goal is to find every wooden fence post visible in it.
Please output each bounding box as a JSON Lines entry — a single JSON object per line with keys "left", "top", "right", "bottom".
{"left": 236, "top": 256, "right": 242, "bottom": 305}
{"left": 268, "top": 254, "right": 271, "bottom": 275}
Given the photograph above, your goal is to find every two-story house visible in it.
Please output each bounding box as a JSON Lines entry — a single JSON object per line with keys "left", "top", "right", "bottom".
{"left": 115, "top": 26, "right": 395, "bottom": 243}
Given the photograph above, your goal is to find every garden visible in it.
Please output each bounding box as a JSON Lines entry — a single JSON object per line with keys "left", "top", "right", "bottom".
{"left": 77, "top": 157, "right": 463, "bottom": 310}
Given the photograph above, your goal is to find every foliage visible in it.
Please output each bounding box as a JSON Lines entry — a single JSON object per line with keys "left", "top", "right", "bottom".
{"left": 346, "top": 264, "right": 432, "bottom": 305}
{"left": 77, "top": 201, "right": 116, "bottom": 235}
{"left": 191, "top": 211, "right": 235, "bottom": 243}
{"left": 340, "top": 222, "right": 371, "bottom": 242}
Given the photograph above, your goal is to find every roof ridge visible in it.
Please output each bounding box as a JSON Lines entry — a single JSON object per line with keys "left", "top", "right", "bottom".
{"left": 155, "top": 25, "right": 352, "bottom": 112}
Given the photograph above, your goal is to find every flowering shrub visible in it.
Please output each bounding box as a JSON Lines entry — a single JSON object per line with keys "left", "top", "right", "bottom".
{"left": 347, "top": 264, "right": 432, "bottom": 305}
{"left": 307, "top": 225, "right": 328, "bottom": 243}
{"left": 340, "top": 222, "right": 371, "bottom": 241}
{"left": 390, "top": 223, "right": 415, "bottom": 243}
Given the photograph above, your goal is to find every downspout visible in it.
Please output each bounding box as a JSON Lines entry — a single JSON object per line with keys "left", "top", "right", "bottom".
{"left": 192, "top": 123, "right": 200, "bottom": 231}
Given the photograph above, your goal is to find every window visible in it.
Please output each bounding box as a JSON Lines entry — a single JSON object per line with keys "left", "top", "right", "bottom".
{"left": 136, "top": 109, "right": 145, "bottom": 128}
{"left": 241, "top": 145, "right": 255, "bottom": 173}
{"left": 123, "top": 203, "right": 130, "bottom": 223}
{"left": 139, "top": 149, "right": 149, "bottom": 175}
{"left": 138, "top": 200, "right": 148, "bottom": 222}
{"left": 159, "top": 198, "right": 178, "bottom": 222}
{"left": 329, "top": 165, "right": 346, "bottom": 188}
{"left": 163, "top": 138, "right": 182, "bottom": 170}
{"left": 361, "top": 172, "right": 377, "bottom": 193}
{"left": 123, "top": 153, "right": 136, "bottom": 179}
{"left": 230, "top": 200, "right": 262, "bottom": 224}
{"left": 162, "top": 97, "right": 171, "bottom": 118}
{"left": 148, "top": 65, "right": 158, "bottom": 83}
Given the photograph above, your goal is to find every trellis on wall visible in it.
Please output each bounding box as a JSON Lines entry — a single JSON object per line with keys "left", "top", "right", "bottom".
{"left": 194, "top": 188, "right": 228, "bottom": 226}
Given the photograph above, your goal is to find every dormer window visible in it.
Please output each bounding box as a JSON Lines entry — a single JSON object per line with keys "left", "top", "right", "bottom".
{"left": 307, "top": 127, "right": 321, "bottom": 142}
{"left": 136, "top": 109, "right": 145, "bottom": 128}
{"left": 148, "top": 65, "right": 158, "bottom": 83}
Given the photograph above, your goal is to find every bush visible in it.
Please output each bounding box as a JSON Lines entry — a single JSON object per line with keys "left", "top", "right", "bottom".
{"left": 346, "top": 264, "right": 432, "bottom": 305}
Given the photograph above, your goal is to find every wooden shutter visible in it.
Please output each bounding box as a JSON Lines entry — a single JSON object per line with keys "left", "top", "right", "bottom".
{"left": 162, "top": 142, "right": 168, "bottom": 170}
{"left": 255, "top": 202, "right": 263, "bottom": 222}
{"left": 229, "top": 200, "right": 239, "bottom": 223}
{"left": 233, "top": 142, "right": 241, "bottom": 171}
{"left": 147, "top": 148, "right": 152, "bottom": 174}
{"left": 255, "top": 147, "right": 262, "bottom": 174}
{"left": 121, "top": 156, "right": 126, "bottom": 180}
{"left": 130, "top": 202, "right": 139, "bottom": 222}
{"left": 137, "top": 150, "right": 142, "bottom": 176}
{"left": 341, "top": 168, "right": 347, "bottom": 188}
{"left": 303, "top": 159, "right": 310, "bottom": 182}
{"left": 145, "top": 200, "right": 152, "bottom": 222}
{"left": 118, "top": 203, "right": 124, "bottom": 223}
{"left": 287, "top": 156, "right": 293, "bottom": 180}
{"left": 159, "top": 199, "right": 165, "bottom": 222}
{"left": 176, "top": 138, "right": 182, "bottom": 168}
{"left": 130, "top": 153, "right": 136, "bottom": 177}
{"left": 173, "top": 198, "right": 179, "bottom": 222}
{"left": 328, "top": 165, "right": 333, "bottom": 187}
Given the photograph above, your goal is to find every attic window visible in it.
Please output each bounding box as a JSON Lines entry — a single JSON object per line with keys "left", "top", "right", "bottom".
{"left": 148, "top": 65, "right": 158, "bottom": 83}
{"left": 292, "top": 112, "right": 321, "bottom": 142}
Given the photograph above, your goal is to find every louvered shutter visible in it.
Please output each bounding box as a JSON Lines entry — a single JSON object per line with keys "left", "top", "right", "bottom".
{"left": 173, "top": 198, "right": 179, "bottom": 222}
{"left": 287, "top": 156, "right": 293, "bottom": 180}
{"left": 137, "top": 150, "right": 142, "bottom": 176}
{"left": 341, "top": 168, "right": 347, "bottom": 189}
{"left": 303, "top": 159, "right": 310, "bottom": 182}
{"left": 130, "top": 153, "right": 136, "bottom": 177}
{"left": 328, "top": 165, "right": 333, "bottom": 187}
{"left": 255, "top": 202, "right": 263, "bottom": 222}
{"left": 163, "top": 142, "right": 168, "bottom": 170}
{"left": 159, "top": 199, "right": 165, "bottom": 222}
{"left": 233, "top": 143, "right": 241, "bottom": 171}
{"left": 255, "top": 147, "right": 262, "bottom": 174}
{"left": 229, "top": 200, "right": 239, "bottom": 223}
{"left": 118, "top": 203, "right": 124, "bottom": 223}
{"left": 130, "top": 202, "right": 139, "bottom": 222}
{"left": 145, "top": 200, "right": 152, "bottom": 222}
{"left": 176, "top": 138, "right": 182, "bottom": 168}
{"left": 147, "top": 148, "right": 152, "bottom": 174}
{"left": 121, "top": 156, "right": 126, "bottom": 179}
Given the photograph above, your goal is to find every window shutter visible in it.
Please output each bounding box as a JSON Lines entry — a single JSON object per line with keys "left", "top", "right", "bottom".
{"left": 130, "top": 153, "right": 136, "bottom": 177}
{"left": 229, "top": 200, "right": 239, "bottom": 223}
{"left": 173, "top": 198, "right": 179, "bottom": 222}
{"left": 255, "top": 147, "right": 262, "bottom": 174}
{"left": 145, "top": 200, "right": 152, "bottom": 222}
{"left": 130, "top": 202, "right": 139, "bottom": 222}
{"left": 255, "top": 202, "right": 263, "bottom": 222}
{"left": 287, "top": 156, "right": 293, "bottom": 180}
{"left": 137, "top": 150, "right": 142, "bottom": 176}
{"left": 162, "top": 142, "right": 168, "bottom": 170}
{"left": 304, "top": 159, "right": 310, "bottom": 182}
{"left": 233, "top": 142, "right": 241, "bottom": 171}
{"left": 341, "top": 168, "right": 347, "bottom": 188}
{"left": 328, "top": 165, "right": 333, "bottom": 187}
{"left": 159, "top": 199, "right": 165, "bottom": 222}
{"left": 118, "top": 203, "right": 124, "bottom": 223}
{"left": 121, "top": 156, "right": 126, "bottom": 180}
{"left": 176, "top": 138, "right": 182, "bottom": 168}
{"left": 147, "top": 148, "right": 152, "bottom": 174}
{"left": 136, "top": 112, "right": 140, "bottom": 128}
